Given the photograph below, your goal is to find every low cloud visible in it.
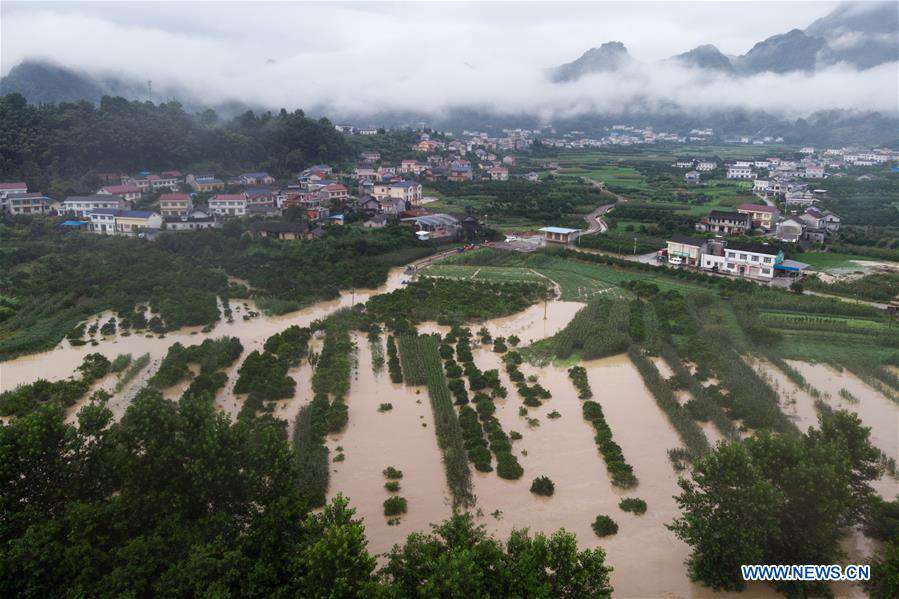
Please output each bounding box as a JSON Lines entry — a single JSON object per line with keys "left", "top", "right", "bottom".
{"left": 2, "top": 2, "right": 895, "bottom": 121}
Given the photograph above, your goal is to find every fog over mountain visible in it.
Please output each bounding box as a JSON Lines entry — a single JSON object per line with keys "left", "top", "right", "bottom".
{"left": 1, "top": 1, "right": 896, "bottom": 126}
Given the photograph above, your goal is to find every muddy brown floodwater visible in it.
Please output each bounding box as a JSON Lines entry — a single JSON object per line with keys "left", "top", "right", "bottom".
{"left": 1, "top": 267, "right": 891, "bottom": 597}
{"left": 0, "top": 267, "right": 411, "bottom": 394}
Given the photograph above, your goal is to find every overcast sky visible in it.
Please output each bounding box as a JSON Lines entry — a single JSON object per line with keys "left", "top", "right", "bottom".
{"left": 2, "top": 1, "right": 896, "bottom": 119}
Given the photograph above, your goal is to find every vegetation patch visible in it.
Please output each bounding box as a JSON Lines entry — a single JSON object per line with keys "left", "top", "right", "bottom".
{"left": 592, "top": 515, "right": 619, "bottom": 537}
{"left": 530, "top": 476, "right": 555, "bottom": 496}
{"left": 618, "top": 497, "right": 647, "bottom": 515}
{"left": 582, "top": 400, "right": 638, "bottom": 488}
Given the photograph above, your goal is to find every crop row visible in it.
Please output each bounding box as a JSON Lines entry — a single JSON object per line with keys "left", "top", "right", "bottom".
{"left": 627, "top": 346, "right": 710, "bottom": 460}
{"left": 567, "top": 366, "right": 593, "bottom": 399}
{"left": 417, "top": 334, "right": 475, "bottom": 507}
{"left": 582, "top": 400, "right": 638, "bottom": 488}
{"left": 658, "top": 344, "right": 739, "bottom": 441}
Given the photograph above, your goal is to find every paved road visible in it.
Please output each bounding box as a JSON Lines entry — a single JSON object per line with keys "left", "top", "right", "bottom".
{"left": 580, "top": 178, "right": 625, "bottom": 236}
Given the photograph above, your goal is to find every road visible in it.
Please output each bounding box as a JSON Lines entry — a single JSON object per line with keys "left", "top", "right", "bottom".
{"left": 580, "top": 177, "right": 624, "bottom": 236}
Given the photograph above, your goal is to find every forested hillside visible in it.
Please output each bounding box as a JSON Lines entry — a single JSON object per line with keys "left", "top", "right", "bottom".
{"left": 0, "top": 93, "right": 351, "bottom": 195}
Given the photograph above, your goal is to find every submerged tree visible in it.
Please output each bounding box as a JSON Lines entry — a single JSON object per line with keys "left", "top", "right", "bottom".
{"left": 669, "top": 410, "right": 882, "bottom": 596}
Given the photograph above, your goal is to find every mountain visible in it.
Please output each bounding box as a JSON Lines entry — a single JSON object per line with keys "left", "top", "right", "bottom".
{"left": 805, "top": 1, "right": 899, "bottom": 69}
{"left": 549, "top": 41, "right": 635, "bottom": 83}
{"left": 0, "top": 61, "right": 111, "bottom": 104}
{"left": 0, "top": 59, "right": 258, "bottom": 117}
{"left": 668, "top": 44, "right": 733, "bottom": 72}
{"left": 733, "top": 29, "right": 830, "bottom": 74}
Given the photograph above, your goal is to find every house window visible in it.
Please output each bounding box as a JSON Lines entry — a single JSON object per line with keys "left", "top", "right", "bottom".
{"left": 763, "top": 257, "right": 772, "bottom": 264}
{"left": 762, "top": 268, "right": 771, "bottom": 275}
{"left": 740, "top": 254, "right": 747, "bottom": 260}
{"left": 751, "top": 256, "right": 759, "bottom": 262}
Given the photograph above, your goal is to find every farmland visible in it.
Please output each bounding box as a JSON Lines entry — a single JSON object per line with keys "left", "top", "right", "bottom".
{"left": 3, "top": 243, "right": 896, "bottom": 599}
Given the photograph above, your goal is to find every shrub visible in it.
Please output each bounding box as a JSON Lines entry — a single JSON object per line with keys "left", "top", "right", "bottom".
{"left": 568, "top": 365, "right": 593, "bottom": 399}
{"left": 530, "top": 476, "right": 555, "bottom": 496}
{"left": 378, "top": 403, "right": 394, "bottom": 412}
{"left": 383, "top": 466, "right": 404, "bottom": 479}
{"left": 109, "top": 353, "right": 132, "bottom": 373}
{"left": 383, "top": 496, "right": 408, "bottom": 516}
{"left": 496, "top": 455, "right": 524, "bottom": 480}
{"left": 592, "top": 515, "right": 618, "bottom": 537}
{"left": 547, "top": 410, "right": 561, "bottom": 419}
{"left": 618, "top": 497, "right": 647, "bottom": 515}
{"left": 384, "top": 481, "right": 401, "bottom": 492}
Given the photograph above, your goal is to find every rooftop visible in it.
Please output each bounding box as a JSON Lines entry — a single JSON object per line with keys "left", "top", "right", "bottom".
{"left": 738, "top": 203, "right": 778, "bottom": 213}
{"left": 726, "top": 241, "right": 780, "bottom": 256}
{"left": 539, "top": 226, "right": 579, "bottom": 234}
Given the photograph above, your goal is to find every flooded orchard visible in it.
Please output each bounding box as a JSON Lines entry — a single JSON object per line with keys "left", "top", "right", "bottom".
{"left": 1, "top": 268, "right": 894, "bottom": 599}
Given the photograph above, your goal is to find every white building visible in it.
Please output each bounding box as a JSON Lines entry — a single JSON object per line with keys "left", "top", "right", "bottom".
{"left": 0, "top": 182, "right": 28, "bottom": 210}
{"left": 715, "top": 242, "right": 782, "bottom": 279}
{"left": 88, "top": 209, "right": 163, "bottom": 236}
{"left": 209, "top": 193, "right": 247, "bottom": 216}
{"left": 62, "top": 195, "right": 129, "bottom": 217}
{"left": 696, "top": 161, "right": 718, "bottom": 172}
{"left": 726, "top": 165, "right": 755, "bottom": 180}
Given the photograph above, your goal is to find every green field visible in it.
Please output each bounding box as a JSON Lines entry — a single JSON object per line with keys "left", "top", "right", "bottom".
{"left": 424, "top": 249, "right": 701, "bottom": 301}
{"left": 792, "top": 252, "right": 874, "bottom": 270}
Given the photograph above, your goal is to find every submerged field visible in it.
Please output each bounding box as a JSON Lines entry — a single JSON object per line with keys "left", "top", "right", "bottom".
{"left": 2, "top": 247, "right": 896, "bottom": 597}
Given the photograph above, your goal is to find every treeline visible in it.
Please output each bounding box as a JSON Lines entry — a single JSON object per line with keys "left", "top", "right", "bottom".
{"left": 429, "top": 179, "right": 603, "bottom": 225}
{"left": 0, "top": 92, "right": 351, "bottom": 195}
{"left": 0, "top": 221, "right": 426, "bottom": 359}
{"left": 366, "top": 278, "right": 547, "bottom": 330}
{"left": 0, "top": 391, "right": 614, "bottom": 596}
{"left": 671, "top": 410, "right": 888, "bottom": 597}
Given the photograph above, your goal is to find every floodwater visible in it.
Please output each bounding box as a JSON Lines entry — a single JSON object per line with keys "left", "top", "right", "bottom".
{"left": 0, "top": 263, "right": 888, "bottom": 597}
{"left": 789, "top": 361, "right": 899, "bottom": 486}
{"left": 326, "top": 334, "right": 452, "bottom": 555}
{"left": 0, "top": 267, "right": 411, "bottom": 393}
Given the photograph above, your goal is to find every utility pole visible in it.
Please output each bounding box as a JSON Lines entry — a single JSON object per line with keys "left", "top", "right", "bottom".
{"left": 147, "top": 80, "right": 153, "bottom": 102}
{"left": 633, "top": 236, "right": 637, "bottom": 255}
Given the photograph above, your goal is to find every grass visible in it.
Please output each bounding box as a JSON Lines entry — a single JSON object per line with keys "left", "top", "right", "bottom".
{"left": 425, "top": 250, "right": 700, "bottom": 302}
{"left": 793, "top": 252, "right": 873, "bottom": 270}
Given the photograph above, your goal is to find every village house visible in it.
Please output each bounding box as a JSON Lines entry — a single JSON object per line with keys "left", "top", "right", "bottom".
{"left": 539, "top": 226, "right": 579, "bottom": 245}
{"left": 448, "top": 160, "right": 473, "bottom": 182}
{"left": 321, "top": 183, "right": 349, "bottom": 202}
{"left": 186, "top": 174, "right": 225, "bottom": 193}
{"left": 695, "top": 210, "right": 752, "bottom": 235}
{"left": 239, "top": 172, "right": 274, "bottom": 186}
{"left": 359, "top": 151, "right": 381, "bottom": 162}
{"left": 98, "top": 184, "right": 142, "bottom": 202}
{"left": 158, "top": 192, "right": 193, "bottom": 217}
{"left": 802, "top": 166, "right": 825, "bottom": 179}
{"left": 362, "top": 214, "right": 388, "bottom": 229}
{"left": 128, "top": 173, "right": 179, "bottom": 193}
{"left": 784, "top": 190, "right": 818, "bottom": 207}
{"left": 248, "top": 221, "right": 309, "bottom": 240}
{"left": 717, "top": 242, "right": 782, "bottom": 279}
{"left": 666, "top": 235, "right": 705, "bottom": 267}
{"left": 89, "top": 209, "right": 163, "bottom": 236}
{"left": 373, "top": 180, "right": 422, "bottom": 204}
{"left": 163, "top": 210, "right": 218, "bottom": 232}
{"left": 487, "top": 165, "right": 509, "bottom": 181}
{"left": 775, "top": 218, "right": 805, "bottom": 243}
{"left": 800, "top": 207, "right": 841, "bottom": 233}
{"left": 0, "top": 182, "right": 28, "bottom": 211}
{"left": 696, "top": 160, "right": 718, "bottom": 172}
{"left": 355, "top": 195, "right": 382, "bottom": 217}
{"left": 8, "top": 192, "right": 52, "bottom": 215}
{"left": 737, "top": 203, "right": 779, "bottom": 230}
{"left": 62, "top": 194, "right": 130, "bottom": 217}
{"left": 726, "top": 165, "right": 755, "bottom": 180}
{"left": 524, "top": 172, "right": 540, "bottom": 182}
{"left": 753, "top": 179, "right": 770, "bottom": 193}
{"left": 400, "top": 160, "right": 428, "bottom": 175}
{"left": 674, "top": 159, "right": 695, "bottom": 169}
{"left": 209, "top": 193, "right": 247, "bottom": 216}
{"left": 684, "top": 170, "right": 701, "bottom": 184}
{"left": 354, "top": 164, "right": 377, "bottom": 179}
{"left": 401, "top": 213, "right": 460, "bottom": 240}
